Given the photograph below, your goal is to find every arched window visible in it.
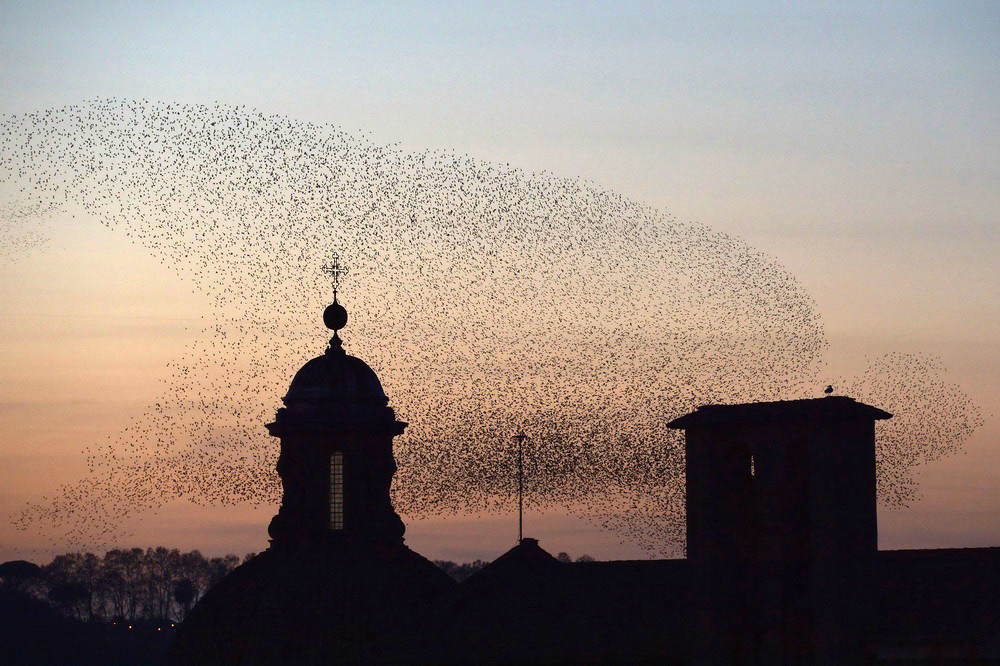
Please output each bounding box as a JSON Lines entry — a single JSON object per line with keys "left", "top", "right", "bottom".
{"left": 330, "top": 452, "right": 344, "bottom": 530}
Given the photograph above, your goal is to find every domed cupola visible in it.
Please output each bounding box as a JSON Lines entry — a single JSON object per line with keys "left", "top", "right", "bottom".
{"left": 271, "top": 255, "right": 394, "bottom": 425}
{"left": 284, "top": 354, "right": 387, "bottom": 406}
{"left": 163, "top": 255, "right": 456, "bottom": 666}
{"left": 265, "top": 255, "right": 408, "bottom": 548}
{"left": 277, "top": 298, "right": 392, "bottom": 423}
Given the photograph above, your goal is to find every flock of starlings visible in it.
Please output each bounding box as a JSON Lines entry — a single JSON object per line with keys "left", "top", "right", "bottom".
{"left": 1, "top": 100, "right": 982, "bottom": 555}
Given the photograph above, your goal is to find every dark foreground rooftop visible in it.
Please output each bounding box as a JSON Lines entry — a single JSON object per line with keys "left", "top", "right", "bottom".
{"left": 421, "top": 540, "right": 1000, "bottom": 665}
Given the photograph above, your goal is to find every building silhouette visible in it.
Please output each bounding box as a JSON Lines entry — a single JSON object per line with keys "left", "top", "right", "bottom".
{"left": 167, "top": 292, "right": 999, "bottom": 664}
{"left": 164, "top": 296, "right": 454, "bottom": 664}
{"left": 673, "top": 398, "right": 887, "bottom": 664}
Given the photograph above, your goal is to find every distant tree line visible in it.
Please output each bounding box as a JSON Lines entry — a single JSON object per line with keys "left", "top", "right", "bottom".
{"left": 432, "top": 559, "right": 489, "bottom": 582}
{"left": 0, "top": 548, "right": 247, "bottom": 624}
{"left": 1, "top": 548, "right": 596, "bottom": 623}
{"left": 556, "top": 552, "right": 595, "bottom": 563}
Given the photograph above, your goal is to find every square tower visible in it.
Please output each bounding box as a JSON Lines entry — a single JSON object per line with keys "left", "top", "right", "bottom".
{"left": 668, "top": 396, "right": 891, "bottom": 665}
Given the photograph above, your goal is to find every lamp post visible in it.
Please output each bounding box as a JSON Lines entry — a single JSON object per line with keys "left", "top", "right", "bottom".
{"left": 513, "top": 432, "right": 527, "bottom": 543}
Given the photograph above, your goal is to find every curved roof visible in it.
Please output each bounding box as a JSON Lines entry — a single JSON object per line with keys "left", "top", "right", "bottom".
{"left": 283, "top": 349, "right": 388, "bottom": 406}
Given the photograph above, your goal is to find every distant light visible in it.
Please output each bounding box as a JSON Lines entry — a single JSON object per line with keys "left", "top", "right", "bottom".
{"left": 128, "top": 625, "right": 132, "bottom": 629}
{"left": 158, "top": 628, "right": 162, "bottom": 631}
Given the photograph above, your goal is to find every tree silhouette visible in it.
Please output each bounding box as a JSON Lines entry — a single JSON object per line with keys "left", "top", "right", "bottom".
{"left": 173, "top": 578, "right": 196, "bottom": 621}
{"left": 0, "top": 560, "right": 41, "bottom": 592}
{"left": 27, "top": 548, "right": 245, "bottom": 623}
{"left": 48, "top": 582, "right": 90, "bottom": 621}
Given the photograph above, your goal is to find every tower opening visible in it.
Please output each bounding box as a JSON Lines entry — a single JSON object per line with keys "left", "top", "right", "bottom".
{"left": 330, "top": 451, "right": 344, "bottom": 530}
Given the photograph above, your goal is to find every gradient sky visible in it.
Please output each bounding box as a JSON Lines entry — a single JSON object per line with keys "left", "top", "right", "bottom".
{"left": 1, "top": 1, "right": 998, "bottom": 563}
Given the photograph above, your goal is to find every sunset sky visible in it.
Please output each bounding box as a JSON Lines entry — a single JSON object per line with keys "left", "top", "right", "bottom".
{"left": 1, "top": 1, "right": 997, "bottom": 563}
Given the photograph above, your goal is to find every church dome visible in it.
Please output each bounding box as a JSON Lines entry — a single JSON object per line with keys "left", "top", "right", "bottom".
{"left": 283, "top": 351, "right": 388, "bottom": 406}
{"left": 270, "top": 295, "right": 396, "bottom": 427}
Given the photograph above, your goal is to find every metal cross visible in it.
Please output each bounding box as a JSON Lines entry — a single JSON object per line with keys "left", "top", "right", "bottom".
{"left": 321, "top": 253, "right": 350, "bottom": 298}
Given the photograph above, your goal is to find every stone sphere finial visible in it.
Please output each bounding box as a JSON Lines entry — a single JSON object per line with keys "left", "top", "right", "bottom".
{"left": 323, "top": 300, "right": 348, "bottom": 331}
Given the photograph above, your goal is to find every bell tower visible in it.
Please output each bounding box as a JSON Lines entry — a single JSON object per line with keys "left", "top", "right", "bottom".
{"left": 165, "top": 255, "right": 455, "bottom": 665}
{"left": 265, "top": 255, "right": 407, "bottom": 549}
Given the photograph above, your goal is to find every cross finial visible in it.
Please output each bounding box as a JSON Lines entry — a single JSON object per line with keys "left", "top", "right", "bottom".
{"left": 321, "top": 253, "right": 350, "bottom": 300}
